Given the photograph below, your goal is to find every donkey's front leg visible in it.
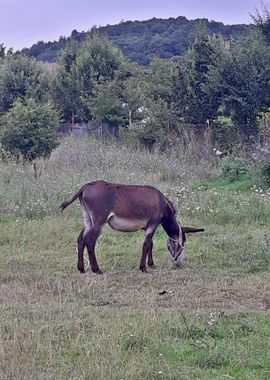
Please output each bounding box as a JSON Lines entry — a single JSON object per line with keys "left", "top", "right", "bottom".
{"left": 140, "top": 228, "right": 156, "bottom": 272}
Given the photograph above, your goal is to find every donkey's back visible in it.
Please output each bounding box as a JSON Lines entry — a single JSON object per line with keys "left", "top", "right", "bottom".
{"left": 83, "top": 181, "right": 165, "bottom": 222}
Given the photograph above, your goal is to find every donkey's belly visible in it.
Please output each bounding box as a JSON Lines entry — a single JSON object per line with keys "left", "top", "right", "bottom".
{"left": 107, "top": 213, "right": 146, "bottom": 232}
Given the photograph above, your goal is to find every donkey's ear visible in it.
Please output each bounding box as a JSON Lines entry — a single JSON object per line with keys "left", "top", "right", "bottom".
{"left": 181, "top": 227, "right": 205, "bottom": 234}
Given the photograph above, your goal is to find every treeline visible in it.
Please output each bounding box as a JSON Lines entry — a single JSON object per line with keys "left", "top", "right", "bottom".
{"left": 0, "top": 10, "right": 270, "bottom": 163}
{"left": 21, "top": 16, "right": 252, "bottom": 65}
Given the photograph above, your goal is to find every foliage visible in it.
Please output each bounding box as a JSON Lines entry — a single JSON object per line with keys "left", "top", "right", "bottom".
{"left": 221, "top": 31, "right": 270, "bottom": 142}
{"left": 221, "top": 157, "right": 253, "bottom": 182}
{"left": 0, "top": 43, "right": 5, "bottom": 59}
{"left": 0, "top": 98, "right": 59, "bottom": 161}
{"left": 0, "top": 54, "right": 52, "bottom": 115}
{"left": 53, "top": 39, "right": 81, "bottom": 123}
{"left": 132, "top": 57, "right": 180, "bottom": 148}
{"left": 88, "top": 80, "right": 128, "bottom": 135}
{"left": 22, "top": 16, "right": 252, "bottom": 65}
{"left": 177, "top": 32, "right": 227, "bottom": 125}
{"left": 54, "top": 34, "right": 129, "bottom": 125}
{"left": 251, "top": 2, "right": 270, "bottom": 43}
{"left": 260, "top": 161, "right": 270, "bottom": 188}
{"left": 50, "top": 26, "right": 270, "bottom": 149}
{"left": 201, "top": 157, "right": 270, "bottom": 192}
{"left": 76, "top": 34, "right": 128, "bottom": 123}
{"left": 1, "top": 14, "right": 270, "bottom": 152}
{"left": 212, "top": 116, "right": 240, "bottom": 150}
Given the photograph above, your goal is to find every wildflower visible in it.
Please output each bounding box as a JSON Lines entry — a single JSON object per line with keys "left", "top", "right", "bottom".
{"left": 207, "top": 312, "right": 217, "bottom": 326}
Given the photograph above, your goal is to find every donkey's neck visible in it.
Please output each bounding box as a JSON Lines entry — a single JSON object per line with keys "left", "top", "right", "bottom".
{"left": 162, "top": 206, "right": 179, "bottom": 239}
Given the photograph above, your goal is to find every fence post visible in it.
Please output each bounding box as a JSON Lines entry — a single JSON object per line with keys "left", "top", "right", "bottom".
{"left": 206, "top": 119, "right": 213, "bottom": 153}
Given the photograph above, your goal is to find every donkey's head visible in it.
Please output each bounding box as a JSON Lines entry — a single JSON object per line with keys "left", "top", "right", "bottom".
{"left": 167, "top": 226, "right": 204, "bottom": 266}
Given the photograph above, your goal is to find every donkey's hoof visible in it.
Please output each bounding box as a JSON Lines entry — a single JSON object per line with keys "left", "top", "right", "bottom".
{"left": 148, "top": 264, "right": 156, "bottom": 269}
{"left": 77, "top": 265, "right": 85, "bottom": 273}
{"left": 140, "top": 266, "right": 147, "bottom": 273}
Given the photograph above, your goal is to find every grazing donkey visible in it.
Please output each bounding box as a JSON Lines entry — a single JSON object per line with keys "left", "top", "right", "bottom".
{"left": 60, "top": 181, "right": 204, "bottom": 274}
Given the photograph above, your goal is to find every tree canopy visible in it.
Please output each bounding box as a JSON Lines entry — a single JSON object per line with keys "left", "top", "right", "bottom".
{"left": 22, "top": 16, "right": 252, "bottom": 65}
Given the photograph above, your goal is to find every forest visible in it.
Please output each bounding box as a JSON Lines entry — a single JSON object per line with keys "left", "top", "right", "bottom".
{"left": 21, "top": 16, "right": 252, "bottom": 65}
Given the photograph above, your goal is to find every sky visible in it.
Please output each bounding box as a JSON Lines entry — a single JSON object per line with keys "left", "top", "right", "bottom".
{"left": 0, "top": 0, "right": 261, "bottom": 50}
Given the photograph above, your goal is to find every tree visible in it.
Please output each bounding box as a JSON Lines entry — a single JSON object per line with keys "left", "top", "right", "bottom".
{"left": 0, "top": 44, "right": 5, "bottom": 59}
{"left": 23, "top": 17, "right": 251, "bottom": 65}
{"left": 76, "top": 34, "right": 127, "bottom": 121}
{"left": 0, "top": 54, "right": 52, "bottom": 116}
{"left": 88, "top": 80, "right": 128, "bottom": 137}
{"left": 1, "top": 98, "right": 59, "bottom": 161}
{"left": 177, "top": 32, "right": 227, "bottom": 125}
{"left": 134, "top": 57, "right": 179, "bottom": 148}
{"left": 54, "top": 38, "right": 81, "bottom": 124}
{"left": 221, "top": 32, "right": 270, "bottom": 142}
{"left": 251, "top": 2, "right": 270, "bottom": 43}
{"left": 54, "top": 34, "right": 128, "bottom": 123}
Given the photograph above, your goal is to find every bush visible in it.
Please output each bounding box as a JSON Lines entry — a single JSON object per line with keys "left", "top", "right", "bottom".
{"left": 212, "top": 116, "right": 240, "bottom": 150}
{"left": 1, "top": 98, "right": 59, "bottom": 161}
{"left": 260, "top": 161, "right": 270, "bottom": 188}
{"left": 221, "top": 157, "right": 252, "bottom": 182}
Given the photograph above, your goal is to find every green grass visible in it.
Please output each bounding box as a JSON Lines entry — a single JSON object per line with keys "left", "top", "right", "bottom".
{"left": 2, "top": 305, "right": 270, "bottom": 379}
{"left": 199, "top": 176, "right": 255, "bottom": 192}
{"left": 1, "top": 135, "right": 270, "bottom": 379}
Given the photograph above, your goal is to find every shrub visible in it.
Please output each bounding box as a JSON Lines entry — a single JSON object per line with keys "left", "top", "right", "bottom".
{"left": 212, "top": 116, "right": 240, "bottom": 150}
{"left": 221, "top": 157, "right": 252, "bottom": 182}
{"left": 260, "top": 161, "right": 270, "bottom": 188}
{"left": 1, "top": 98, "right": 59, "bottom": 162}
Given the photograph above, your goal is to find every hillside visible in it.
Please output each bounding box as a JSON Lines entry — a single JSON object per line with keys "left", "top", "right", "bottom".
{"left": 22, "top": 16, "right": 253, "bottom": 65}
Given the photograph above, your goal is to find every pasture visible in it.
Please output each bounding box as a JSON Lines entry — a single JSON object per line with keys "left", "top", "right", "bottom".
{"left": 1, "top": 136, "right": 270, "bottom": 379}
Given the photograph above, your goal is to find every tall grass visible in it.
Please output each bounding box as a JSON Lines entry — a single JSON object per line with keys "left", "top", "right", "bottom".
{"left": 0, "top": 135, "right": 214, "bottom": 221}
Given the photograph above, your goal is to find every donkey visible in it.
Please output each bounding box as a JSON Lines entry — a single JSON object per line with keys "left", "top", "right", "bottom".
{"left": 60, "top": 180, "right": 204, "bottom": 274}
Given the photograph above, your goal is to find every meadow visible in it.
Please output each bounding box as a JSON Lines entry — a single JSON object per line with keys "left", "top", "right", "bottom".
{"left": 1, "top": 135, "right": 270, "bottom": 379}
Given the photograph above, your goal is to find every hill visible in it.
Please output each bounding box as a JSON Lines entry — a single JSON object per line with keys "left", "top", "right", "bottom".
{"left": 22, "top": 16, "right": 253, "bottom": 65}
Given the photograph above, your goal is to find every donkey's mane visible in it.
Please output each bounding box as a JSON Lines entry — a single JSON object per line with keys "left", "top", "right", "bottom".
{"left": 165, "top": 196, "right": 176, "bottom": 215}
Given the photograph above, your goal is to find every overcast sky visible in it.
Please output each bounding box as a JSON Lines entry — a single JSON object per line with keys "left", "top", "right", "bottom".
{"left": 0, "top": 0, "right": 260, "bottom": 50}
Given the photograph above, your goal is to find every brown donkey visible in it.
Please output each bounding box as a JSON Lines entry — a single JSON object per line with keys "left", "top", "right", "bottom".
{"left": 60, "top": 180, "right": 204, "bottom": 274}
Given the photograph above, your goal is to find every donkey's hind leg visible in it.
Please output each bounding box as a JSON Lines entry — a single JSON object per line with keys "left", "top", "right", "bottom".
{"left": 78, "top": 200, "right": 93, "bottom": 273}
{"left": 77, "top": 228, "right": 86, "bottom": 273}
{"left": 84, "top": 225, "right": 104, "bottom": 274}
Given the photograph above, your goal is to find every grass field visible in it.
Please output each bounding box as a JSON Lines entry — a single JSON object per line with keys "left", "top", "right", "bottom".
{"left": 1, "top": 136, "right": 270, "bottom": 379}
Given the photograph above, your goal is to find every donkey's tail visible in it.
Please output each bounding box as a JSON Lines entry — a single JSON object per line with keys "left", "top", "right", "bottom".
{"left": 60, "top": 188, "right": 83, "bottom": 212}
